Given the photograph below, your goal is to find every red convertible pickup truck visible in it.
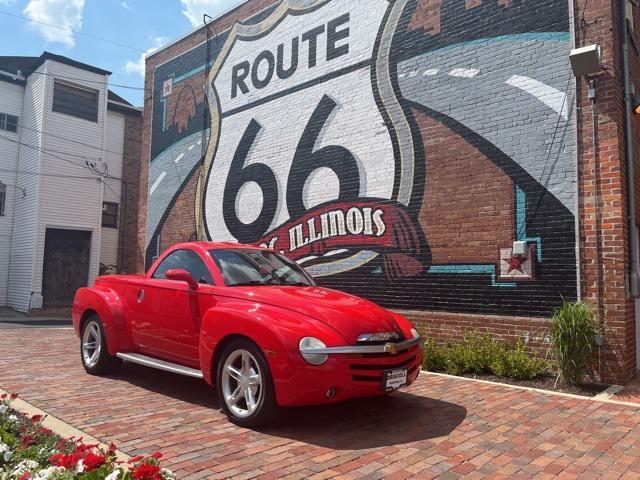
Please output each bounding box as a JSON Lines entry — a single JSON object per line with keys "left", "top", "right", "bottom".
{"left": 72, "top": 242, "right": 423, "bottom": 426}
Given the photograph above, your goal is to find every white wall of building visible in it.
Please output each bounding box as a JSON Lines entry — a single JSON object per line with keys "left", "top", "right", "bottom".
{"left": 0, "top": 80, "right": 24, "bottom": 305}
{"left": 31, "top": 60, "right": 110, "bottom": 301}
{"left": 6, "top": 62, "right": 46, "bottom": 312}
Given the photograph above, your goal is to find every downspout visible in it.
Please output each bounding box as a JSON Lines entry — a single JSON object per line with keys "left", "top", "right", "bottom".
{"left": 621, "top": 0, "right": 640, "bottom": 298}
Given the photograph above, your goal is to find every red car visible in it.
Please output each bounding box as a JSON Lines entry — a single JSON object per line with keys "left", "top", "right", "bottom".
{"left": 72, "top": 242, "right": 423, "bottom": 426}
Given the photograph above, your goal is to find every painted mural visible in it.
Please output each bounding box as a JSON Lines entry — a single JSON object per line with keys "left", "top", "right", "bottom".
{"left": 146, "top": 0, "right": 577, "bottom": 316}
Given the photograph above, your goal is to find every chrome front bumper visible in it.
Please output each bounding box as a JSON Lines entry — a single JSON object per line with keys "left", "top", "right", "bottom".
{"left": 299, "top": 336, "right": 422, "bottom": 355}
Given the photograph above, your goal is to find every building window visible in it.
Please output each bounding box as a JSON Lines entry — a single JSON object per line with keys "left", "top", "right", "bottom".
{"left": 52, "top": 81, "right": 99, "bottom": 122}
{"left": 0, "top": 182, "right": 6, "bottom": 216}
{"left": 102, "top": 202, "right": 118, "bottom": 228}
{"left": 0, "top": 113, "right": 18, "bottom": 132}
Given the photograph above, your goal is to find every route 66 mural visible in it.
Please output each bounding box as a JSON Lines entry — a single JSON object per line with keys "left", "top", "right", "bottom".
{"left": 147, "top": 0, "right": 578, "bottom": 316}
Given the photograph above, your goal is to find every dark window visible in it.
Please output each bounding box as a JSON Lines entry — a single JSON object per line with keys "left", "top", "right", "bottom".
{"left": 102, "top": 202, "right": 118, "bottom": 228}
{"left": 210, "top": 249, "right": 314, "bottom": 287}
{"left": 0, "top": 113, "right": 18, "bottom": 133}
{"left": 152, "top": 249, "right": 214, "bottom": 285}
{"left": 52, "top": 81, "right": 99, "bottom": 122}
{"left": 0, "top": 182, "right": 5, "bottom": 215}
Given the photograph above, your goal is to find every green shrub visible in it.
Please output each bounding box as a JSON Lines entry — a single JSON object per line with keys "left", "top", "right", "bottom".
{"left": 551, "top": 301, "right": 599, "bottom": 385}
{"left": 422, "top": 330, "right": 548, "bottom": 380}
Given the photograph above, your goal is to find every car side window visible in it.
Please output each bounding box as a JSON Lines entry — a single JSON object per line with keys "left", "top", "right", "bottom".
{"left": 152, "top": 250, "right": 214, "bottom": 285}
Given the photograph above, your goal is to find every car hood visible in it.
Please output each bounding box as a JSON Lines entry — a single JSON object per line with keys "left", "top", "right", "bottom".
{"left": 219, "top": 285, "right": 401, "bottom": 344}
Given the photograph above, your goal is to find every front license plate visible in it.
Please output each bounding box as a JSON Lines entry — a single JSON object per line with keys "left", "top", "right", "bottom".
{"left": 382, "top": 368, "right": 408, "bottom": 392}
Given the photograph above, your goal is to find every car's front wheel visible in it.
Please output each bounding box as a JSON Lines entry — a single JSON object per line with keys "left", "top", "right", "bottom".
{"left": 216, "top": 339, "right": 280, "bottom": 427}
{"left": 81, "top": 315, "right": 122, "bottom": 375}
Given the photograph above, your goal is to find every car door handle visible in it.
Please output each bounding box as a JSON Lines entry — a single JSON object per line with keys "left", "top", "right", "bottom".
{"left": 137, "top": 288, "right": 144, "bottom": 303}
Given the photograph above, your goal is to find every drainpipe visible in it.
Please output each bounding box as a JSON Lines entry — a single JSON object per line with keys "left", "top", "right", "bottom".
{"left": 620, "top": 0, "right": 640, "bottom": 298}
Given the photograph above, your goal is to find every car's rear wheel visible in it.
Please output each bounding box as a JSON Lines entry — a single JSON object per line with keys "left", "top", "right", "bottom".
{"left": 81, "top": 315, "right": 121, "bottom": 375}
{"left": 216, "top": 339, "right": 280, "bottom": 427}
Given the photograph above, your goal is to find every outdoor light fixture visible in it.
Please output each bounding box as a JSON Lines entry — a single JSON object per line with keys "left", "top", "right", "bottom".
{"left": 569, "top": 44, "right": 602, "bottom": 77}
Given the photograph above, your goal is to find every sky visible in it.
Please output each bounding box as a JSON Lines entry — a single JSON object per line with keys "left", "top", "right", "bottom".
{"left": 0, "top": 0, "right": 245, "bottom": 106}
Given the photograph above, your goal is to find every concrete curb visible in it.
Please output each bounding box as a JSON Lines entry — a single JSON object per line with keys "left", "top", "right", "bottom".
{"left": 0, "top": 387, "right": 130, "bottom": 462}
{"left": 423, "top": 371, "right": 640, "bottom": 408}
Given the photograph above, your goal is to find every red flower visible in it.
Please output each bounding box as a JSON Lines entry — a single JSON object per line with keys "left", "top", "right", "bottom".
{"left": 83, "top": 452, "right": 107, "bottom": 472}
{"left": 151, "top": 452, "right": 162, "bottom": 460}
{"left": 30, "top": 414, "right": 44, "bottom": 422}
{"left": 128, "top": 455, "right": 145, "bottom": 464}
{"left": 0, "top": 394, "right": 6, "bottom": 399}
{"left": 132, "top": 463, "right": 163, "bottom": 480}
{"left": 49, "top": 453, "right": 79, "bottom": 469}
{"left": 10, "top": 393, "right": 18, "bottom": 400}
{"left": 21, "top": 434, "right": 34, "bottom": 448}
{"left": 108, "top": 442, "right": 117, "bottom": 454}
{"left": 18, "top": 472, "right": 30, "bottom": 480}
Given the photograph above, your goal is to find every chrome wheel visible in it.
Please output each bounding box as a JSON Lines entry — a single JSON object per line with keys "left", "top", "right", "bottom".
{"left": 82, "top": 320, "right": 102, "bottom": 368}
{"left": 221, "top": 349, "right": 263, "bottom": 418}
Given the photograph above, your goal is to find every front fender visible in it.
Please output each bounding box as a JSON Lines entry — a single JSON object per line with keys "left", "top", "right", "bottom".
{"left": 72, "top": 286, "right": 132, "bottom": 355}
{"left": 199, "top": 301, "right": 346, "bottom": 392}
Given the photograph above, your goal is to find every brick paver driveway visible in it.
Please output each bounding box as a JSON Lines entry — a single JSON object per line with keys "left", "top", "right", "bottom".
{"left": 2, "top": 328, "right": 640, "bottom": 479}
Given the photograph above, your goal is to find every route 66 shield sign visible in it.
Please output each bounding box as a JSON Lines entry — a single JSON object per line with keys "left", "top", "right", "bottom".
{"left": 197, "top": 0, "right": 425, "bottom": 279}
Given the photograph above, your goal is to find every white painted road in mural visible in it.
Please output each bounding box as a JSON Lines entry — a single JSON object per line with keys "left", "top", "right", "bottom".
{"left": 146, "top": 130, "right": 209, "bottom": 247}
{"left": 398, "top": 33, "right": 576, "bottom": 213}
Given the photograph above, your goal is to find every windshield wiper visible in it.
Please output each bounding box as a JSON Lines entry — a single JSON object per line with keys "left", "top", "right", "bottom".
{"left": 227, "top": 280, "right": 271, "bottom": 287}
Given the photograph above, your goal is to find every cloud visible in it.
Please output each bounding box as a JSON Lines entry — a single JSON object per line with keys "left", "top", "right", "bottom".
{"left": 0, "top": 0, "right": 17, "bottom": 5}
{"left": 180, "top": 0, "right": 243, "bottom": 27}
{"left": 121, "top": 1, "right": 132, "bottom": 10}
{"left": 23, "top": 0, "right": 84, "bottom": 48}
{"left": 124, "top": 36, "right": 167, "bottom": 77}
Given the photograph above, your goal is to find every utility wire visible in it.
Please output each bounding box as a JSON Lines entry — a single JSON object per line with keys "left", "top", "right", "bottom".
{"left": 17, "top": 123, "right": 130, "bottom": 158}
{"left": 0, "top": 133, "right": 94, "bottom": 171}
{"left": 20, "top": 68, "right": 147, "bottom": 91}
{"left": 0, "top": 166, "right": 101, "bottom": 180}
{"left": 0, "top": 9, "right": 146, "bottom": 53}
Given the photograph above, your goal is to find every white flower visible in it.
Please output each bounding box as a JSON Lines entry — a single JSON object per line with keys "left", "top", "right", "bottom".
{"left": 0, "top": 405, "right": 7, "bottom": 414}
{"left": 11, "top": 459, "right": 39, "bottom": 476}
{"left": 33, "top": 466, "right": 65, "bottom": 479}
{"left": 105, "top": 469, "right": 122, "bottom": 480}
{"left": 7, "top": 415, "right": 17, "bottom": 422}
{"left": 75, "top": 459, "right": 85, "bottom": 474}
{"left": 161, "top": 468, "right": 176, "bottom": 480}
{"left": 0, "top": 443, "right": 11, "bottom": 462}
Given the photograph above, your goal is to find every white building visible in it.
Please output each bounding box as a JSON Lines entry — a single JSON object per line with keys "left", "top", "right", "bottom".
{"left": 0, "top": 52, "right": 142, "bottom": 312}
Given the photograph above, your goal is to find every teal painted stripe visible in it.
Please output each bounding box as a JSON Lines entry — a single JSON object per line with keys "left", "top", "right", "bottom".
{"left": 429, "top": 265, "right": 516, "bottom": 287}
{"left": 407, "top": 32, "right": 571, "bottom": 59}
{"left": 174, "top": 60, "right": 214, "bottom": 84}
{"left": 515, "top": 185, "right": 543, "bottom": 262}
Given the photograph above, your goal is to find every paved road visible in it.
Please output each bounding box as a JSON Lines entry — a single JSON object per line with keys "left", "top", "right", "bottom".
{"left": 146, "top": 130, "right": 209, "bottom": 247}
{"left": 398, "top": 33, "right": 576, "bottom": 214}
{"left": 2, "top": 328, "right": 640, "bottom": 479}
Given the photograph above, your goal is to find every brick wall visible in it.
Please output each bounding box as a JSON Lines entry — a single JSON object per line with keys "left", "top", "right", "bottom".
{"left": 119, "top": 112, "right": 144, "bottom": 274}
{"left": 138, "top": 0, "right": 640, "bottom": 383}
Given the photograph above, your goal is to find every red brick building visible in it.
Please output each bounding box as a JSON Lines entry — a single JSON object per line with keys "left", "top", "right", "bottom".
{"left": 138, "top": 0, "right": 640, "bottom": 384}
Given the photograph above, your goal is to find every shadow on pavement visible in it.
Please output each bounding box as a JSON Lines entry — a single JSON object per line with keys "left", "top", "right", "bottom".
{"left": 114, "top": 363, "right": 466, "bottom": 449}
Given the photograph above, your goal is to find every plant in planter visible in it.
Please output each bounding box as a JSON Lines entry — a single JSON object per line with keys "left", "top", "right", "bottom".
{"left": 551, "top": 300, "right": 599, "bottom": 386}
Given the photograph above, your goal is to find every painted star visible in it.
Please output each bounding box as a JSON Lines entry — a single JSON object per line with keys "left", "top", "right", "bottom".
{"left": 506, "top": 255, "right": 526, "bottom": 274}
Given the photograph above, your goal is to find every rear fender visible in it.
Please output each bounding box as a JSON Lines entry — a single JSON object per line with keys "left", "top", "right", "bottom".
{"left": 73, "top": 286, "right": 132, "bottom": 355}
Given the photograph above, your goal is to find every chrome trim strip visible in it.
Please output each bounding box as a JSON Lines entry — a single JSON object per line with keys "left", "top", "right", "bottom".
{"left": 300, "top": 337, "right": 422, "bottom": 355}
{"left": 356, "top": 332, "right": 402, "bottom": 342}
{"left": 116, "top": 353, "right": 204, "bottom": 379}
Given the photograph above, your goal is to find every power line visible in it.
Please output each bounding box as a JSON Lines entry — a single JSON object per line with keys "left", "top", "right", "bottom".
{"left": 0, "top": 9, "right": 146, "bottom": 53}
{"left": 0, "top": 166, "right": 101, "bottom": 180}
{"left": 0, "top": 133, "right": 93, "bottom": 171}
{"left": 21, "top": 68, "right": 147, "bottom": 91}
{"left": 17, "top": 123, "right": 129, "bottom": 158}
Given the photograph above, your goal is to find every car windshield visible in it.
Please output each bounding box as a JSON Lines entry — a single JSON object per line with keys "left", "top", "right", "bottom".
{"left": 209, "top": 249, "right": 315, "bottom": 287}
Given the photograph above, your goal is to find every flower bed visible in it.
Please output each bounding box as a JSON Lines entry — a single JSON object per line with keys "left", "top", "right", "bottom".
{"left": 0, "top": 394, "right": 174, "bottom": 480}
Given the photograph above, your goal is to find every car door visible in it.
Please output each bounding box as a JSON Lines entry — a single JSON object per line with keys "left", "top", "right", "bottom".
{"left": 133, "top": 249, "right": 215, "bottom": 367}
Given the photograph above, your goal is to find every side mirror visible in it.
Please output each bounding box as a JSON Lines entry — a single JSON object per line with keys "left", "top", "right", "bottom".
{"left": 165, "top": 268, "right": 198, "bottom": 290}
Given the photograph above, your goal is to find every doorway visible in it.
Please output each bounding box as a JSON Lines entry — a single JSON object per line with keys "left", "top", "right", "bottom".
{"left": 42, "top": 228, "right": 92, "bottom": 307}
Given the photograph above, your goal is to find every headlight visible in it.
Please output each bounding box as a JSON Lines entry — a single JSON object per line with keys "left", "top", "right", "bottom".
{"left": 299, "top": 337, "right": 329, "bottom": 365}
{"left": 410, "top": 328, "right": 420, "bottom": 339}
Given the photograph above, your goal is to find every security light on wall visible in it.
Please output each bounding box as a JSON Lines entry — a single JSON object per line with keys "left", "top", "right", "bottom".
{"left": 569, "top": 44, "right": 602, "bottom": 77}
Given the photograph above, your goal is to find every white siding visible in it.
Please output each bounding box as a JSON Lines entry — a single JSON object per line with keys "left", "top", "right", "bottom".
{"left": 32, "top": 61, "right": 110, "bottom": 299}
{"left": 6, "top": 63, "right": 46, "bottom": 312}
{"left": 0, "top": 81, "right": 24, "bottom": 305}
{"left": 100, "top": 111, "right": 125, "bottom": 269}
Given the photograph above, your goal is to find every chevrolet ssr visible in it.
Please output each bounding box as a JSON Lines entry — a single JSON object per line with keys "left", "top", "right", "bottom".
{"left": 72, "top": 242, "right": 423, "bottom": 426}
